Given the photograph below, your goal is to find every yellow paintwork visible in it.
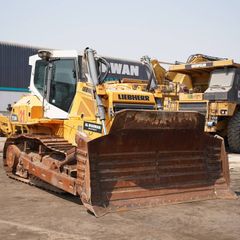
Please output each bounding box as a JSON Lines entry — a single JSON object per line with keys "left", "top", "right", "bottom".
{"left": 64, "top": 81, "right": 156, "bottom": 144}
{"left": 64, "top": 82, "right": 155, "bottom": 143}
{"left": 208, "top": 102, "right": 236, "bottom": 116}
{"left": 164, "top": 56, "right": 240, "bottom": 136}
{"left": 188, "top": 55, "right": 214, "bottom": 64}
{"left": 0, "top": 114, "right": 12, "bottom": 136}
{"left": 12, "top": 95, "right": 43, "bottom": 124}
{"left": 151, "top": 55, "right": 240, "bottom": 136}
{"left": 179, "top": 93, "right": 204, "bottom": 101}
{"left": 1, "top": 79, "right": 159, "bottom": 145}
{"left": 96, "top": 85, "right": 107, "bottom": 95}
{"left": 165, "top": 57, "right": 240, "bottom": 94}
{"left": 151, "top": 59, "right": 166, "bottom": 85}
{"left": 173, "top": 94, "right": 237, "bottom": 134}
{"left": 3, "top": 53, "right": 238, "bottom": 142}
{"left": 172, "top": 73, "right": 193, "bottom": 90}
{"left": 0, "top": 94, "right": 64, "bottom": 137}
{"left": 204, "top": 102, "right": 237, "bottom": 134}
{"left": 66, "top": 81, "right": 157, "bottom": 144}
{"left": 163, "top": 97, "right": 178, "bottom": 111}
{"left": 169, "top": 59, "right": 240, "bottom": 72}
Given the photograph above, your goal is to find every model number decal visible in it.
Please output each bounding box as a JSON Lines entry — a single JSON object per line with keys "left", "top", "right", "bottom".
{"left": 83, "top": 121, "right": 102, "bottom": 133}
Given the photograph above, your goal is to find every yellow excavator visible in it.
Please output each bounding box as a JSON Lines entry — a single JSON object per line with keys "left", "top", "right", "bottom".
{"left": 1, "top": 49, "right": 235, "bottom": 216}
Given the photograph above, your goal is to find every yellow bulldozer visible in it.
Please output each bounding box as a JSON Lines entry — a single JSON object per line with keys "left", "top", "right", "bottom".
{"left": 1, "top": 49, "right": 235, "bottom": 216}
{"left": 157, "top": 54, "right": 240, "bottom": 153}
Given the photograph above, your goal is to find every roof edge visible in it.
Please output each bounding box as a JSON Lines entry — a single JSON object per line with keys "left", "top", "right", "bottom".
{"left": 0, "top": 40, "right": 50, "bottom": 50}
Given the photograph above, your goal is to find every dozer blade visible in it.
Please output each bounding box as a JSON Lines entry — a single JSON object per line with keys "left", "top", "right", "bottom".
{"left": 76, "top": 110, "right": 236, "bottom": 217}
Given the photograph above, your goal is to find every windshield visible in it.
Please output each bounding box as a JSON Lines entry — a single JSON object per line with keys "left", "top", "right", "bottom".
{"left": 209, "top": 69, "right": 235, "bottom": 87}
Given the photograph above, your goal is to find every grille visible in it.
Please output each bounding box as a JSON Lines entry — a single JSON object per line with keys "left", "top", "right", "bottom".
{"left": 113, "top": 103, "right": 155, "bottom": 112}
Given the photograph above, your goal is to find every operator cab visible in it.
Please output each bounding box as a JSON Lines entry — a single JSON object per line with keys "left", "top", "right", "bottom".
{"left": 34, "top": 58, "right": 77, "bottom": 112}
{"left": 204, "top": 68, "right": 240, "bottom": 103}
{"left": 29, "top": 50, "right": 78, "bottom": 119}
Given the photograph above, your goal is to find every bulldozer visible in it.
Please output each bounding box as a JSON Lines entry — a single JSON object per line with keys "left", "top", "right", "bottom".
{"left": 160, "top": 54, "right": 240, "bottom": 153}
{"left": 1, "top": 48, "right": 235, "bottom": 216}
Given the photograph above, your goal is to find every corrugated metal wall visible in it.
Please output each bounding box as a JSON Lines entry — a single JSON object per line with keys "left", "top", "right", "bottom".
{"left": 0, "top": 42, "right": 39, "bottom": 90}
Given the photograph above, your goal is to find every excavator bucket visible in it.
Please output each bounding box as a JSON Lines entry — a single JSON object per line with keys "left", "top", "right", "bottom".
{"left": 76, "top": 110, "right": 235, "bottom": 217}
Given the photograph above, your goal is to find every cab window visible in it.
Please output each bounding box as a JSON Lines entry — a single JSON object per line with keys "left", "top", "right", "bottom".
{"left": 33, "top": 59, "right": 77, "bottom": 112}
{"left": 33, "top": 60, "right": 47, "bottom": 95}
{"left": 49, "top": 59, "right": 77, "bottom": 112}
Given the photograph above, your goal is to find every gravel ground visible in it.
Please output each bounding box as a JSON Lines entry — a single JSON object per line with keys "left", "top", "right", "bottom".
{"left": 0, "top": 137, "right": 239, "bottom": 240}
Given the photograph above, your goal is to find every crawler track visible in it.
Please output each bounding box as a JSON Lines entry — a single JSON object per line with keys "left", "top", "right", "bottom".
{"left": 4, "top": 134, "right": 76, "bottom": 194}
{"left": 5, "top": 170, "right": 65, "bottom": 194}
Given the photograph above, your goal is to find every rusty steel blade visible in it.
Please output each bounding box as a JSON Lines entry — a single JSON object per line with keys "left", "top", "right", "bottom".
{"left": 75, "top": 110, "right": 236, "bottom": 216}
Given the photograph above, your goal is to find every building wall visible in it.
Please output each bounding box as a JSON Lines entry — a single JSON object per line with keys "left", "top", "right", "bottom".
{"left": 0, "top": 41, "right": 40, "bottom": 111}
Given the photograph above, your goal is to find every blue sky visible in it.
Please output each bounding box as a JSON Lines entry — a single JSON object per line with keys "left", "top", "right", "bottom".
{"left": 1, "top": 0, "right": 239, "bottom": 62}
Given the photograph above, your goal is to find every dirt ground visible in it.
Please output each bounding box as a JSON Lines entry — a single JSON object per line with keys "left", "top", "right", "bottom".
{"left": 0, "top": 137, "right": 239, "bottom": 240}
